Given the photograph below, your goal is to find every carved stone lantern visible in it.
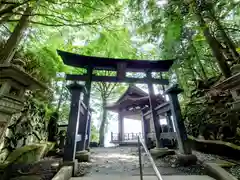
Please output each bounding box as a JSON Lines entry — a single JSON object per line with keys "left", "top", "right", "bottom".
{"left": 0, "top": 64, "right": 46, "bottom": 139}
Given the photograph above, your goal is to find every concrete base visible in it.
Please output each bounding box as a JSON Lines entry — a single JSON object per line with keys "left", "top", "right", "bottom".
{"left": 52, "top": 166, "right": 73, "bottom": 180}
{"left": 62, "top": 160, "right": 78, "bottom": 177}
{"left": 150, "top": 148, "right": 175, "bottom": 158}
{"left": 175, "top": 153, "right": 197, "bottom": 166}
{"left": 75, "top": 150, "right": 90, "bottom": 162}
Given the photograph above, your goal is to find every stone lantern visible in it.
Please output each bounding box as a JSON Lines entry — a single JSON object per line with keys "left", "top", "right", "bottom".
{"left": 214, "top": 65, "right": 240, "bottom": 111}
{"left": 0, "top": 64, "right": 46, "bottom": 140}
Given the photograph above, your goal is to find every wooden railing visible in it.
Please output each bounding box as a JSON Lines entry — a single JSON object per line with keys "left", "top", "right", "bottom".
{"left": 110, "top": 131, "right": 177, "bottom": 144}
{"left": 110, "top": 132, "right": 143, "bottom": 143}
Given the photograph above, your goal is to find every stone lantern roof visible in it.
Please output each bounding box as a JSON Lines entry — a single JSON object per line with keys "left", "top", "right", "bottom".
{"left": 0, "top": 64, "right": 47, "bottom": 91}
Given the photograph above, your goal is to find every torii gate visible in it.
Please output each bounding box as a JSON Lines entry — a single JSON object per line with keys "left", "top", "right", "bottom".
{"left": 57, "top": 50, "right": 191, "bottom": 162}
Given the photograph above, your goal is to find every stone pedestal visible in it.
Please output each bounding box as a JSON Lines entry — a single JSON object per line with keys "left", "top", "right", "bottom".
{"left": 175, "top": 153, "right": 197, "bottom": 166}
{"left": 75, "top": 150, "right": 90, "bottom": 162}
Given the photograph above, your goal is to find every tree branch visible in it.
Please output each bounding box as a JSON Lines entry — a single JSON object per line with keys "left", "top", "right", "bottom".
{"left": 0, "top": 0, "right": 32, "bottom": 16}
{"left": 45, "top": 0, "right": 103, "bottom": 12}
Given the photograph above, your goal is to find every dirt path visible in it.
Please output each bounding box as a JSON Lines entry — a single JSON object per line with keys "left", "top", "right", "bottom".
{"left": 82, "top": 147, "right": 200, "bottom": 176}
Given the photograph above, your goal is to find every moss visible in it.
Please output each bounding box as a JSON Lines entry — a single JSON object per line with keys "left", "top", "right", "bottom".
{"left": 4, "top": 143, "right": 49, "bottom": 165}
{"left": 188, "top": 135, "right": 240, "bottom": 150}
{"left": 188, "top": 135, "right": 240, "bottom": 160}
{"left": 44, "top": 142, "right": 55, "bottom": 155}
{"left": 5, "top": 145, "right": 39, "bottom": 164}
{"left": 217, "top": 162, "right": 236, "bottom": 168}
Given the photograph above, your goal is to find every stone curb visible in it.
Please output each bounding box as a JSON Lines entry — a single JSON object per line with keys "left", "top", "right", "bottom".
{"left": 202, "top": 162, "right": 238, "bottom": 180}
{"left": 52, "top": 166, "right": 73, "bottom": 180}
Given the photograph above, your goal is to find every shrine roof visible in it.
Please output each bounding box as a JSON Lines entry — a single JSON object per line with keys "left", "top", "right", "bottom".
{"left": 106, "top": 85, "right": 165, "bottom": 113}
{"left": 57, "top": 50, "right": 174, "bottom": 72}
{"left": 116, "top": 85, "right": 148, "bottom": 104}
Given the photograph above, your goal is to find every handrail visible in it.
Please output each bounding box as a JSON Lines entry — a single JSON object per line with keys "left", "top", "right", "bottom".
{"left": 137, "top": 136, "right": 163, "bottom": 180}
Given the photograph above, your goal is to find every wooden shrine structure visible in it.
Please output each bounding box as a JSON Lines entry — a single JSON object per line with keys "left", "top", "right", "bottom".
{"left": 57, "top": 50, "right": 192, "bottom": 162}
{"left": 106, "top": 85, "right": 168, "bottom": 145}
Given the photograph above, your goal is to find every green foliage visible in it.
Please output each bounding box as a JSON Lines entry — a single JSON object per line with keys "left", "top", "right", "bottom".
{"left": 1, "top": 0, "right": 240, "bottom": 149}
{"left": 91, "top": 124, "right": 99, "bottom": 142}
{"left": 129, "top": 0, "right": 240, "bottom": 94}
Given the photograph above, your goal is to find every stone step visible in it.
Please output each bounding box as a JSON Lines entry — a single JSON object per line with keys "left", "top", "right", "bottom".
{"left": 71, "top": 175, "right": 215, "bottom": 180}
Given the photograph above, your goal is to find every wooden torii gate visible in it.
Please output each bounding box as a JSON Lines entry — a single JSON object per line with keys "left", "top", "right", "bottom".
{"left": 57, "top": 50, "right": 192, "bottom": 162}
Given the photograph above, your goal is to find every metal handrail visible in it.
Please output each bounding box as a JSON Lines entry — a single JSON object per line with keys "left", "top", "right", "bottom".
{"left": 137, "top": 136, "right": 163, "bottom": 180}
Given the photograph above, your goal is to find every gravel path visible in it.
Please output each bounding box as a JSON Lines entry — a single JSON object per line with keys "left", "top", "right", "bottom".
{"left": 77, "top": 147, "right": 206, "bottom": 177}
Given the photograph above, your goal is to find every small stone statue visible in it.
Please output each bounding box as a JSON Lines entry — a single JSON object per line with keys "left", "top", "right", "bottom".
{"left": 47, "top": 112, "right": 59, "bottom": 142}
{"left": 58, "top": 130, "right": 66, "bottom": 149}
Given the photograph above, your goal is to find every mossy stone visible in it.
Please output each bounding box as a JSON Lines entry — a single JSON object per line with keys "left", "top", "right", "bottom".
{"left": 150, "top": 148, "right": 175, "bottom": 158}
{"left": 10, "top": 175, "right": 41, "bottom": 180}
{"left": 4, "top": 143, "right": 49, "bottom": 166}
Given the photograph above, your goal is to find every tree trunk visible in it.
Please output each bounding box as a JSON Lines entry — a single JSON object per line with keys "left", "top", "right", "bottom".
{"left": 0, "top": 5, "right": 32, "bottom": 64}
{"left": 195, "top": 10, "right": 231, "bottom": 78}
{"left": 191, "top": 42, "right": 208, "bottom": 80}
{"left": 99, "top": 98, "right": 107, "bottom": 147}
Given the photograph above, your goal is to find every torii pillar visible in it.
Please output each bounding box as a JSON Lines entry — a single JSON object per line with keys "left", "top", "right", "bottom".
{"left": 63, "top": 83, "right": 85, "bottom": 162}
{"left": 75, "top": 66, "right": 93, "bottom": 162}
{"left": 166, "top": 84, "right": 197, "bottom": 165}
{"left": 146, "top": 70, "right": 163, "bottom": 148}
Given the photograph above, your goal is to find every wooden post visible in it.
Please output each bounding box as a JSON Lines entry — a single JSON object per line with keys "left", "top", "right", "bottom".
{"left": 166, "top": 84, "right": 191, "bottom": 154}
{"left": 85, "top": 109, "right": 92, "bottom": 149}
{"left": 166, "top": 111, "right": 174, "bottom": 132}
{"left": 141, "top": 112, "right": 150, "bottom": 145}
{"left": 117, "top": 62, "right": 127, "bottom": 80}
{"left": 63, "top": 83, "right": 84, "bottom": 162}
{"left": 146, "top": 70, "right": 163, "bottom": 148}
{"left": 76, "top": 104, "right": 88, "bottom": 151}
{"left": 118, "top": 110, "right": 124, "bottom": 143}
{"left": 84, "top": 67, "right": 93, "bottom": 149}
